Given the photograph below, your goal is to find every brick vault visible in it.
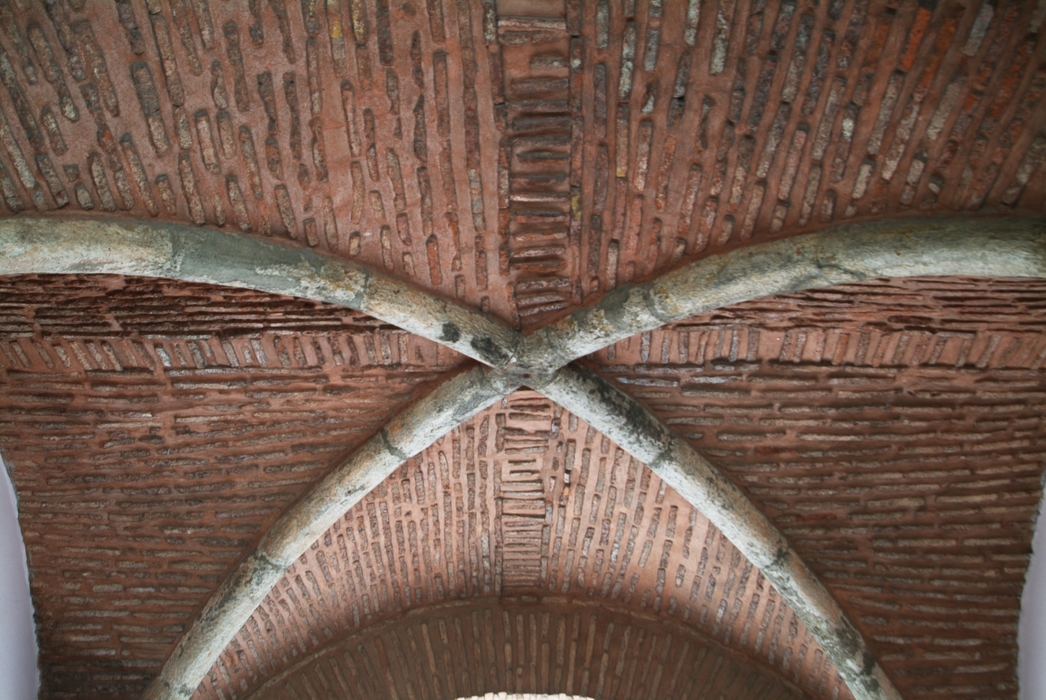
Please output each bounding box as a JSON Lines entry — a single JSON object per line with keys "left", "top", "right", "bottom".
{"left": 0, "top": 1, "right": 1045, "bottom": 700}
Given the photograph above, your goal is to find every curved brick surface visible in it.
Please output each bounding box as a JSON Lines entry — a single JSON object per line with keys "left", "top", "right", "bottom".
{"left": 0, "top": 0, "right": 513, "bottom": 319}
{"left": 0, "top": 1, "right": 1041, "bottom": 326}
{"left": 196, "top": 392, "right": 849, "bottom": 700}
{"left": 248, "top": 598, "right": 813, "bottom": 700}
{"left": 585, "top": 277, "right": 1046, "bottom": 700}
{"left": 0, "top": 275, "right": 465, "bottom": 698}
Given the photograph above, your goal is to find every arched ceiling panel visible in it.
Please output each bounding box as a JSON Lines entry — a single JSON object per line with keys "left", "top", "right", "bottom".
{"left": 248, "top": 598, "right": 814, "bottom": 700}
{"left": 195, "top": 391, "right": 851, "bottom": 700}
{"left": 0, "top": 1, "right": 1042, "bottom": 330}
{"left": 0, "top": 275, "right": 466, "bottom": 699}
{"left": 583, "top": 276, "right": 1046, "bottom": 700}
{"left": 541, "top": 0, "right": 1046, "bottom": 327}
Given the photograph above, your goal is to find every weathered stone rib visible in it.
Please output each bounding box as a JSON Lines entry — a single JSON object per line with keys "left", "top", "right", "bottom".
{"left": 0, "top": 216, "right": 521, "bottom": 367}
{"left": 527, "top": 217, "right": 1046, "bottom": 368}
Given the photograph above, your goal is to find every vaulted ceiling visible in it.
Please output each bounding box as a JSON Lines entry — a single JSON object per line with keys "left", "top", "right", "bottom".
{"left": 0, "top": 1, "right": 1045, "bottom": 699}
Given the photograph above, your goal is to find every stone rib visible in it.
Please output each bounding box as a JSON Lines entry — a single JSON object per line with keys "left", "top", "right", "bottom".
{"left": 528, "top": 217, "right": 1046, "bottom": 368}
{"left": 140, "top": 365, "right": 521, "bottom": 700}
{"left": 538, "top": 363, "right": 902, "bottom": 700}
{"left": 0, "top": 216, "right": 521, "bottom": 367}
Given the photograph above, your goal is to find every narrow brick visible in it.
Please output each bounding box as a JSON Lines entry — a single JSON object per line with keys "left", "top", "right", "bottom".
{"left": 177, "top": 152, "right": 205, "bottom": 224}
{"left": 238, "top": 125, "right": 263, "bottom": 199}
{"left": 830, "top": 103, "right": 859, "bottom": 182}
{"left": 216, "top": 111, "right": 236, "bottom": 159}
{"left": 131, "top": 61, "right": 169, "bottom": 154}
{"left": 777, "top": 125, "right": 809, "bottom": 201}
{"left": 119, "top": 133, "right": 157, "bottom": 216}
{"left": 781, "top": 14, "right": 814, "bottom": 104}
{"left": 35, "top": 154, "right": 67, "bottom": 207}
{"left": 0, "top": 103, "right": 37, "bottom": 192}
{"left": 757, "top": 104, "right": 791, "bottom": 179}
{"left": 746, "top": 55, "right": 777, "bottom": 133}
{"left": 0, "top": 159, "right": 22, "bottom": 212}
{"left": 194, "top": 110, "right": 220, "bottom": 174}
{"left": 74, "top": 23, "right": 119, "bottom": 116}
{"left": 39, "top": 107, "right": 66, "bottom": 155}
{"left": 285, "top": 71, "right": 305, "bottom": 163}
{"left": 1001, "top": 133, "right": 1046, "bottom": 206}
{"left": 169, "top": 0, "right": 202, "bottom": 74}
{"left": 710, "top": 2, "right": 731, "bottom": 74}
{"left": 150, "top": 14, "right": 184, "bottom": 106}
{"left": 174, "top": 106, "right": 193, "bottom": 151}
{"left": 740, "top": 181, "right": 765, "bottom": 240}
{"left": 812, "top": 78, "right": 846, "bottom": 162}
{"left": 866, "top": 71, "right": 904, "bottom": 155}
{"left": 88, "top": 152, "right": 117, "bottom": 212}
{"left": 155, "top": 173, "right": 176, "bottom": 214}
{"left": 799, "top": 164, "right": 821, "bottom": 225}
{"left": 0, "top": 3, "right": 38, "bottom": 84}
{"left": 322, "top": 196, "right": 338, "bottom": 250}
{"left": 802, "top": 30, "right": 835, "bottom": 118}
{"left": 0, "top": 46, "right": 43, "bottom": 149}
{"left": 225, "top": 175, "right": 250, "bottom": 231}
{"left": 26, "top": 24, "right": 77, "bottom": 121}
{"left": 275, "top": 184, "right": 297, "bottom": 238}
{"left": 729, "top": 136, "right": 755, "bottom": 208}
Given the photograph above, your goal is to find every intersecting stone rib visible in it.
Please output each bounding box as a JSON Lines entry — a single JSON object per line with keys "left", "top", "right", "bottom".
{"left": 0, "top": 217, "right": 520, "bottom": 367}
{"left": 140, "top": 366, "right": 521, "bottom": 700}
{"left": 10, "top": 215, "right": 1046, "bottom": 700}
{"left": 528, "top": 217, "right": 1046, "bottom": 368}
{"left": 538, "top": 364, "right": 903, "bottom": 700}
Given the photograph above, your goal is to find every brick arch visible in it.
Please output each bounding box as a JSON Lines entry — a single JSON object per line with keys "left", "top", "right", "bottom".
{"left": 244, "top": 598, "right": 815, "bottom": 700}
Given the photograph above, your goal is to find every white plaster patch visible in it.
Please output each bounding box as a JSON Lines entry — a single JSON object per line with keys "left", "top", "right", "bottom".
{"left": 1020, "top": 499, "right": 1046, "bottom": 699}
{"left": 0, "top": 455, "right": 38, "bottom": 699}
